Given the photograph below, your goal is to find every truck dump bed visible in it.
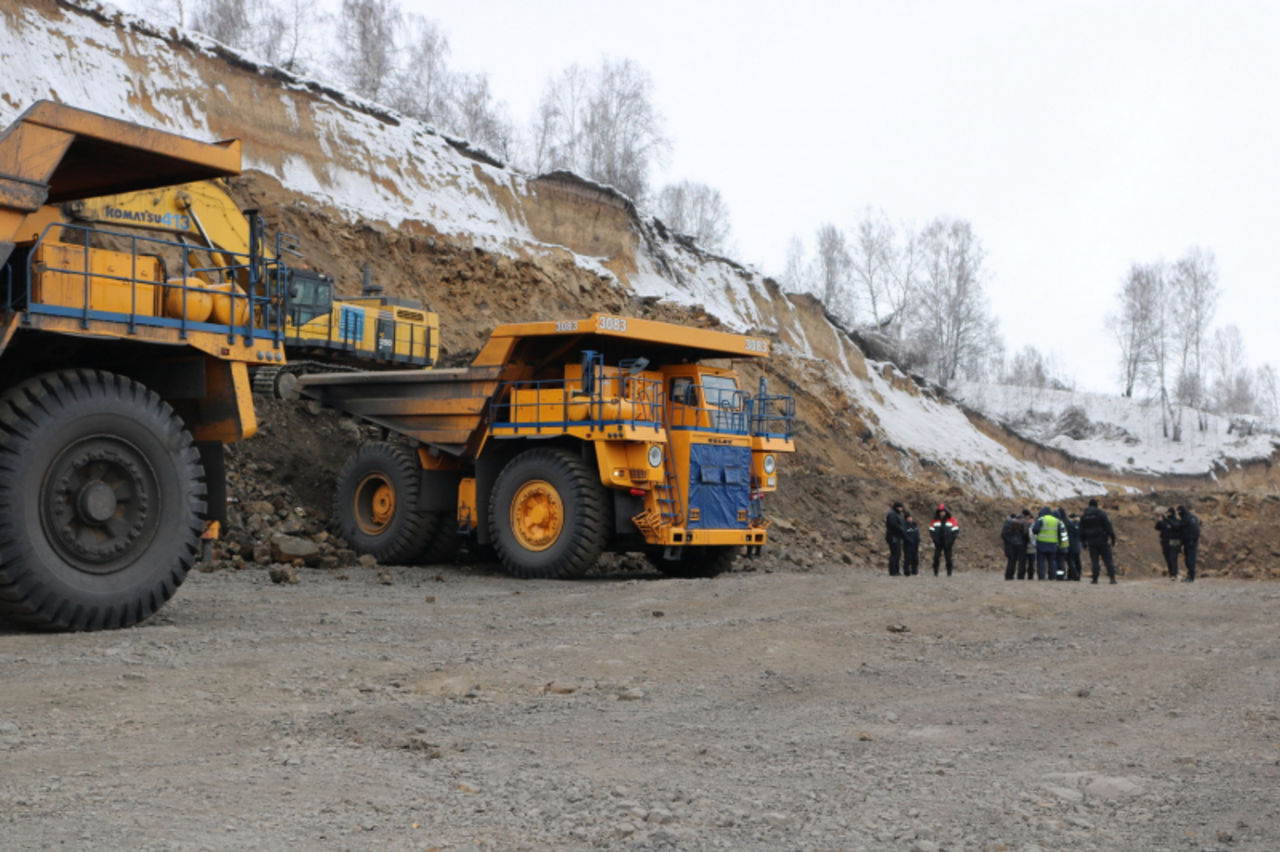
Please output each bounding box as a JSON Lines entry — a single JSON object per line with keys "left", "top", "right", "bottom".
{"left": 299, "top": 365, "right": 503, "bottom": 455}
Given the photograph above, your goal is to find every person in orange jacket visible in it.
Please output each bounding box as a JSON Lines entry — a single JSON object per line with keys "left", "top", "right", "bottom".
{"left": 928, "top": 503, "right": 960, "bottom": 576}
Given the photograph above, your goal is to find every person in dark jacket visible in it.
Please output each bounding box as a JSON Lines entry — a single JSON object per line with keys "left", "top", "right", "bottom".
{"left": 1030, "top": 506, "right": 1060, "bottom": 580}
{"left": 902, "top": 513, "right": 921, "bottom": 576}
{"left": 1065, "top": 513, "right": 1083, "bottom": 581}
{"left": 1001, "top": 512, "right": 1024, "bottom": 580}
{"left": 1177, "top": 505, "right": 1200, "bottom": 582}
{"left": 929, "top": 504, "right": 960, "bottom": 576}
{"left": 1051, "top": 508, "right": 1070, "bottom": 580}
{"left": 1078, "top": 498, "right": 1118, "bottom": 584}
{"left": 1155, "top": 507, "right": 1182, "bottom": 579}
{"left": 885, "top": 501, "right": 907, "bottom": 576}
{"left": 1018, "top": 504, "right": 1039, "bottom": 578}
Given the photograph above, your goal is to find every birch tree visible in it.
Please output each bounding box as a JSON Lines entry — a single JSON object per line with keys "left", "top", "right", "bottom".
{"left": 910, "top": 218, "right": 993, "bottom": 387}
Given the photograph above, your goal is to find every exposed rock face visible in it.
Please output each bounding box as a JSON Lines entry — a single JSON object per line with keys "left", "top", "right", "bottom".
{"left": 5, "top": 0, "right": 1276, "bottom": 505}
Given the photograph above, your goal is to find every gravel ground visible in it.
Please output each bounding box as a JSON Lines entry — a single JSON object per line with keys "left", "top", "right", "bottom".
{"left": 1, "top": 563, "right": 1277, "bottom": 851}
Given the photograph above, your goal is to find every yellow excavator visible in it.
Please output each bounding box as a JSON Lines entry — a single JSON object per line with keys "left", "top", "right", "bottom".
{"left": 63, "top": 180, "right": 439, "bottom": 397}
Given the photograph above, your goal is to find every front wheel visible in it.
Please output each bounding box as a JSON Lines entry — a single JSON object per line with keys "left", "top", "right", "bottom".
{"left": 489, "top": 448, "right": 608, "bottom": 578}
{"left": 0, "top": 370, "right": 205, "bottom": 630}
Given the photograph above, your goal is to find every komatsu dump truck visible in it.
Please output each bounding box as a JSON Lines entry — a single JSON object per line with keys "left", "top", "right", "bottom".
{"left": 0, "top": 101, "right": 289, "bottom": 630}
{"left": 300, "top": 314, "right": 795, "bottom": 578}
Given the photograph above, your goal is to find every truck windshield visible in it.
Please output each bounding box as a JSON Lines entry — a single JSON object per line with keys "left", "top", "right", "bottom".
{"left": 701, "top": 374, "right": 741, "bottom": 410}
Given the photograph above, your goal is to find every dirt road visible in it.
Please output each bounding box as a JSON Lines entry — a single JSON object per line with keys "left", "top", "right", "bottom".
{"left": 1, "top": 563, "right": 1277, "bottom": 851}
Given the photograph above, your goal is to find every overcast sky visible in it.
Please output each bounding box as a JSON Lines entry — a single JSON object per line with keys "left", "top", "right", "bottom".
{"left": 398, "top": 0, "right": 1278, "bottom": 394}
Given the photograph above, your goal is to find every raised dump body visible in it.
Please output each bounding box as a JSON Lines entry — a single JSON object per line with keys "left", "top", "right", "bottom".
{"left": 301, "top": 313, "right": 795, "bottom": 579}
{"left": 0, "top": 101, "right": 289, "bottom": 630}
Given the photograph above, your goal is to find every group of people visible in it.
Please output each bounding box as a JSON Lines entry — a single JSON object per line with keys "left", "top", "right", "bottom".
{"left": 884, "top": 502, "right": 960, "bottom": 576}
{"left": 1155, "top": 505, "right": 1201, "bottom": 582}
{"left": 999, "top": 500, "right": 1118, "bottom": 583}
{"left": 886, "top": 498, "right": 1204, "bottom": 583}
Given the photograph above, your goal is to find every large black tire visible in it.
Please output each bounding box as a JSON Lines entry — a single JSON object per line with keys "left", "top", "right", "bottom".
{"left": 489, "top": 448, "right": 608, "bottom": 579}
{"left": 0, "top": 370, "right": 205, "bottom": 631}
{"left": 333, "top": 442, "right": 435, "bottom": 564}
{"left": 647, "top": 545, "right": 738, "bottom": 578}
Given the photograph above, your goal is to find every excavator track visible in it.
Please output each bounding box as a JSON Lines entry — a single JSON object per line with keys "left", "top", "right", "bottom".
{"left": 252, "top": 361, "right": 359, "bottom": 399}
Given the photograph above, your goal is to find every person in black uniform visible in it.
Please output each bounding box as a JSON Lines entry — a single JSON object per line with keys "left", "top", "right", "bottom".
{"left": 929, "top": 504, "right": 960, "bottom": 576}
{"left": 902, "top": 513, "right": 921, "bottom": 576}
{"left": 885, "top": 501, "right": 907, "bottom": 576}
{"left": 1078, "top": 498, "right": 1118, "bottom": 584}
{"left": 1064, "top": 512, "right": 1083, "bottom": 581}
{"left": 1001, "top": 512, "right": 1023, "bottom": 580}
{"left": 1155, "top": 507, "right": 1182, "bottom": 580}
{"left": 1177, "top": 505, "right": 1201, "bottom": 582}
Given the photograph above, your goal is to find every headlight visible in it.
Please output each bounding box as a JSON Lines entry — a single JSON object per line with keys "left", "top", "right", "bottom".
{"left": 762, "top": 454, "right": 776, "bottom": 474}
{"left": 647, "top": 445, "right": 664, "bottom": 467}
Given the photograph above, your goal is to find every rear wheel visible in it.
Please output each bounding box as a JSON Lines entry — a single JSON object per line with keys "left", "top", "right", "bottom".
{"left": 0, "top": 370, "right": 205, "bottom": 630}
{"left": 647, "top": 545, "right": 738, "bottom": 578}
{"left": 490, "top": 448, "right": 607, "bottom": 578}
{"left": 334, "top": 442, "right": 434, "bottom": 564}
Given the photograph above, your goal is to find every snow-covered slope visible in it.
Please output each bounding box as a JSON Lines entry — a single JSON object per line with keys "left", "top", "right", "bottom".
{"left": 954, "top": 383, "right": 1279, "bottom": 478}
{"left": 0, "top": 0, "right": 1142, "bottom": 499}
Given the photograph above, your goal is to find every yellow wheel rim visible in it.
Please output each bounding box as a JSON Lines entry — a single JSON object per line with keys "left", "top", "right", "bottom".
{"left": 354, "top": 473, "right": 396, "bottom": 535}
{"left": 510, "top": 479, "right": 563, "bottom": 551}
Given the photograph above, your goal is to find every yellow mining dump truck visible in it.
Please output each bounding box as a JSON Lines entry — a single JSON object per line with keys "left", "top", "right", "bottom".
{"left": 0, "top": 101, "right": 290, "bottom": 630}
{"left": 300, "top": 313, "right": 796, "bottom": 578}
{"left": 62, "top": 180, "right": 439, "bottom": 398}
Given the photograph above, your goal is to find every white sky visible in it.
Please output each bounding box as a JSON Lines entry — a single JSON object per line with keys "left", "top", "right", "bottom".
{"left": 402, "top": 0, "right": 1280, "bottom": 393}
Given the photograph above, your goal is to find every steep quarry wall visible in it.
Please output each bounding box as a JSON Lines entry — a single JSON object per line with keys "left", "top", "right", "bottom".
{"left": 0, "top": 0, "right": 1179, "bottom": 499}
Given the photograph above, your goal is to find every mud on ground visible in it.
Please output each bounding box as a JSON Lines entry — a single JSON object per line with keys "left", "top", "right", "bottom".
{"left": 1, "top": 563, "right": 1277, "bottom": 851}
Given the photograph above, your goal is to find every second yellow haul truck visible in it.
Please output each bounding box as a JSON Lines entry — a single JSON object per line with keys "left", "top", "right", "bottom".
{"left": 300, "top": 314, "right": 795, "bottom": 578}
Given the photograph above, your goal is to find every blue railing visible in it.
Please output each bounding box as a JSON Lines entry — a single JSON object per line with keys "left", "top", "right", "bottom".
{"left": 749, "top": 392, "right": 796, "bottom": 440}
{"left": 489, "top": 375, "right": 665, "bottom": 433}
{"left": 9, "top": 222, "right": 287, "bottom": 348}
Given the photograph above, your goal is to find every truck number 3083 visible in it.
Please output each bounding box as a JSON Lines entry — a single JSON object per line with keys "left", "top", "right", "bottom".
{"left": 744, "top": 338, "right": 768, "bottom": 353}
{"left": 597, "top": 316, "right": 628, "bottom": 332}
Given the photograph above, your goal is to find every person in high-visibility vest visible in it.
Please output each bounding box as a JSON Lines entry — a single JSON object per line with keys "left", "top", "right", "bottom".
{"left": 1030, "top": 507, "right": 1061, "bottom": 581}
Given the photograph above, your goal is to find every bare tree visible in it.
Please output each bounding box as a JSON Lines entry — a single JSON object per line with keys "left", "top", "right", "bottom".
{"left": 132, "top": 0, "right": 188, "bottom": 28}
{"left": 1170, "top": 246, "right": 1219, "bottom": 427}
{"left": 1005, "top": 344, "right": 1051, "bottom": 388}
{"left": 883, "top": 221, "right": 922, "bottom": 342}
{"left": 530, "top": 59, "right": 667, "bottom": 201}
{"left": 848, "top": 208, "right": 894, "bottom": 328}
{"left": 781, "top": 235, "right": 813, "bottom": 295}
{"left": 814, "top": 223, "right": 852, "bottom": 324}
{"left": 1256, "top": 364, "right": 1279, "bottom": 418}
{"left": 655, "top": 181, "right": 731, "bottom": 253}
{"left": 390, "top": 14, "right": 453, "bottom": 126}
{"left": 910, "top": 218, "right": 994, "bottom": 387}
{"left": 451, "top": 73, "right": 514, "bottom": 160}
{"left": 337, "top": 0, "right": 401, "bottom": 102}
{"left": 530, "top": 64, "right": 590, "bottom": 174}
{"left": 191, "top": 0, "right": 250, "bottom": 47}
{"left": 1108, "top": 262, "right": 1161, "bottom": 398}
{"left": 255, "top": 0, "right": 321, "bottom": 71}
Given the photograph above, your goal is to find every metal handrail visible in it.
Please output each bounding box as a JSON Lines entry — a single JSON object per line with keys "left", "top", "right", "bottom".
{"left": 490, "top": 375, "right": 665, "bottom": 432}
{"left": 18, "top": 222, "right": 287, "bottom": 346}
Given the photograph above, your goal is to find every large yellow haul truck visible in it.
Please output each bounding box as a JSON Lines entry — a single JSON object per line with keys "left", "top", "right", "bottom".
{"left": 300, "top": 314, "right": 795, "bottom": 578}
{"left": 0, "top": 101, "right": 289, "bottom": 630}
{"left": 61, "top": 179, "right": 439, "bottom": 398}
